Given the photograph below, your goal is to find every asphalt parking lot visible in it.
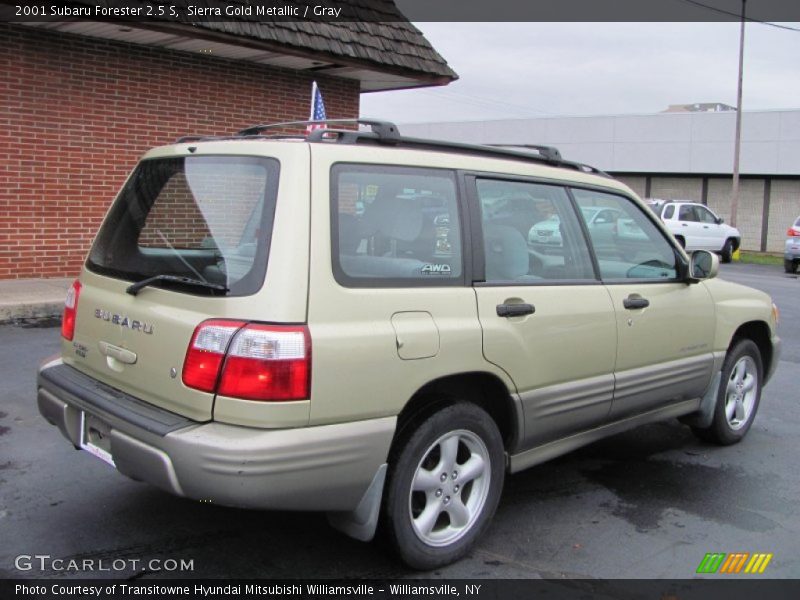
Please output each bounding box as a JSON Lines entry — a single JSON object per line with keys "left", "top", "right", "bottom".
{"left": 1, "top": 262, "right": 798, "bottom": 580}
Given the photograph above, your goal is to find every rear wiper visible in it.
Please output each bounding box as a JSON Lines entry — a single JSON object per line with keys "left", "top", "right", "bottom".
{"left": 126, "top": 275, "right": 228, "bottom": 296}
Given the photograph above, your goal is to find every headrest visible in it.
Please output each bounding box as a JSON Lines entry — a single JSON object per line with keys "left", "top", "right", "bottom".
{"left": 484, "top": 224, "right": 529, "bottom": 281}
{"left": 361, "top": 193, "right": 423, "bottom": 242}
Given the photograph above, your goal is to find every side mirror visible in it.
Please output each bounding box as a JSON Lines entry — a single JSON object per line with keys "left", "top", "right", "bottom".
{"left": 716, "top": 217, "right": 724, "bottom": 224}
{"left": 688, "top": 250, "right": 719, "bottom": 281}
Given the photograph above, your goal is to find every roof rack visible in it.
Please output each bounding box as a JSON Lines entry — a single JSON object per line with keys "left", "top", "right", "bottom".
{"left": 236, "top": 119, "right": 401, "bottom": 141}
{"left": 175, "top": 119, "right": 608, "bottom": 176}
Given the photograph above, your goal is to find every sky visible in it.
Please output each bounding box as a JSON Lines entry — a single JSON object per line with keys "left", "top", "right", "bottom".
{"left": 359, "top": 22, "right": 800, "bottom": 124}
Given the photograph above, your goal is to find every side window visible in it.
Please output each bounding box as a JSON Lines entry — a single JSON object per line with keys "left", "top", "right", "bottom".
{"left": 332, "top": 165, "right": 462, "bottom": 285}
{"left": 663, "top": 204, "right": 675, "bottom": 219}
{"left": 696, "top": 206, "right": 718, "bottom": 223}
{"left": 572, "top": 188, "right": 678, "bottom": 280}
{"left": 476, "top": 179, "right": 595, "bottom": 282}
{"left": 679, "top": 205, "right": 697, "bottom": 221}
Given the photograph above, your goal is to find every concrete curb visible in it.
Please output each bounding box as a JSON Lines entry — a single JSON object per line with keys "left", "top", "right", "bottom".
{"left": 0, "top": 278, "right": 72, "bottom": 324}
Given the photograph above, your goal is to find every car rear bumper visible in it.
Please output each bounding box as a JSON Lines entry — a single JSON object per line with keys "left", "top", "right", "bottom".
{"left": 37, "top": 358, "right": 395, "bottom": 512}
{"left": 784, "top": 239, "right": 800, "bottom": 260}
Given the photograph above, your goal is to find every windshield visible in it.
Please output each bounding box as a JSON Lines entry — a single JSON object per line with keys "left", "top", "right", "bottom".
{"left": 87, "top": 156, "right": 279, "bottom": 296}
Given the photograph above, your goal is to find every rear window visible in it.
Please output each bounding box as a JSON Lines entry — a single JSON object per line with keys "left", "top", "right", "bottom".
{"left": 87, "top": 156, "right": 279, "bottom": 296}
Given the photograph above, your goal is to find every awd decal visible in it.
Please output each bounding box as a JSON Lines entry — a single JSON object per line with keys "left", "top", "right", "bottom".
{"left": 421, "top": 263, "right": 452, "bottom": 275}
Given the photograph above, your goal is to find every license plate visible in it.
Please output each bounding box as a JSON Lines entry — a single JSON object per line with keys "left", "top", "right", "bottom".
{"left": 80, "top": 413, "right": 116, "bottom": 468}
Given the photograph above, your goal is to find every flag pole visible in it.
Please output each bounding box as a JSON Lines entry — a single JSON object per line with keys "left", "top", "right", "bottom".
{"left": 309, "top": 81, "right": 318, "bottom": 121}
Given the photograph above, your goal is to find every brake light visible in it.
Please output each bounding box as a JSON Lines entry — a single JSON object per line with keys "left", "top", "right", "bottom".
{"left": 787, "top": 228, "right": 800, "bottom": 237}
{"left": 182, "top": 321, "right": 311, "bottom": 401}
{"left": 182, "top": 320, "right": 245, "bottom": 392}
{"left": 219, "top": 324, "right": 310, "bottom": 401}
{"left": 61, "top": 280, "right": 81, "bottom": 341}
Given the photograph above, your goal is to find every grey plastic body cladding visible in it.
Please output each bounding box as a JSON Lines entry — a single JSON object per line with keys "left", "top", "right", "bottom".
{"left": 508, "top": 398, "right": 702, "bottom": 473}
{"left": 509, "top": 352, "right": 725, "bottom": 472}
{"left": 37, "top": 361, "right": 395, "bottom": 513}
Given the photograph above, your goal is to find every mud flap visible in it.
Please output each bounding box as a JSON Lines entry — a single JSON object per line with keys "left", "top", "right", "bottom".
{"left": 327, "top": 463, "right": 387, "bottom": 542}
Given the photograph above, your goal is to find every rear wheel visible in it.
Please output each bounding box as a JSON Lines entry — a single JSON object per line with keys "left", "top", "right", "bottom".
{"left": 382, "top": 403, "right": 504, "bottom": 570}
{"left": 785, "top": 259, "right": 798, "bottom": 274}
{"left": 720, "top": 238, "right": 735, "bottom": 263}
{"left": 692, "top": 339, "right": 762, "bottom": 445}
{"left": 675, "top": 235, "right": 686, "bottom": 249}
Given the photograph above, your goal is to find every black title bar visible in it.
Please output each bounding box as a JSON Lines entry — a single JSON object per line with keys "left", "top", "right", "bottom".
{"left": 2, "top": 0, "right": 800, "bottom": 23}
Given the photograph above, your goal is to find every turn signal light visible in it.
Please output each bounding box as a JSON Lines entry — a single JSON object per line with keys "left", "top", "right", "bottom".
{"left": 61, "top": 280, "right": 82, "bottom": 341}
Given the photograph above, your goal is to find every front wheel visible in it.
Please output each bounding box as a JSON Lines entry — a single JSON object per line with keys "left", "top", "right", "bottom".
{"left": 692, "top": 339, "right": 762, "bottom": 445}
{"left": 382, "top": 403, "right": 505, "bottom": 570}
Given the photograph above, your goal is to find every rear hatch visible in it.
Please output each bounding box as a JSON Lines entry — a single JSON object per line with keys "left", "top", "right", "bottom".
{"left": 64, "top": 150, "right": 287, "bottom": 421}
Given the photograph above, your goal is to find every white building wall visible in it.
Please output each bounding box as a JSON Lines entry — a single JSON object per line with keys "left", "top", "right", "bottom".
{"left": 402, "top": 109, "right": 800, "bottom": 176}
{"left": 404, "top": 110, "right": 800, "bottom": 252}
{"left": 768, "top": 180, "right": 800, "bottom": 252}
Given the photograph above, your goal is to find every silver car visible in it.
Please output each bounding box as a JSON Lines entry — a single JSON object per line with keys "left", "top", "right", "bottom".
{"left": 785, "top": 216, "right": 800, "bottom": 273}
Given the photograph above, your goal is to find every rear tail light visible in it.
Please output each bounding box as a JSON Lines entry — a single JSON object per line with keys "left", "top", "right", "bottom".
{"left": 61, "top": 279, "right": 82, "bottom": 341}
{"left": 218, "top": 324, "right": 310, "bottom": 401}
{"left": 787, "top": 228, "right": 800, "bottom": 237}
{"left": 182, "top": 320, "right": 311, "bottom": 401}
{"left": 182, "top": 320, "right": 245, "bottom": 392}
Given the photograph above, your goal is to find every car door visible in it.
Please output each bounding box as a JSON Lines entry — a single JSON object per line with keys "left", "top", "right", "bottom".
{"left": 572, "top": 189, "right": 716, "bottom": 420}
{"left": 677, "top": 204, "right": 703, "bottom": 249}
{"left": 469, "top": 176, "right": 617, "bottom": 449}
{"left": 694, "top": 204, "right": 725, "bottom": 251}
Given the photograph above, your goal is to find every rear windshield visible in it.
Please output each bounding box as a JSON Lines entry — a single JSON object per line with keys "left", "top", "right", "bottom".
{"left": 87, "top": 156, "right": 279, "bottom": 297}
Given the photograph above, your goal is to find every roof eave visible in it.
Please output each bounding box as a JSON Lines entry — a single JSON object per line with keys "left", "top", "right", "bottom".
{"left": 133, "top": 21, "right": 458, "bottom": 91}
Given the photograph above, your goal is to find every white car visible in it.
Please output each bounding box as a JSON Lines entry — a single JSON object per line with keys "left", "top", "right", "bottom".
{"left": 528, "top": 206, "right": 622, "bottom": 247}
{"left": 653, "top": 201, "right": 741, "bottom": 263}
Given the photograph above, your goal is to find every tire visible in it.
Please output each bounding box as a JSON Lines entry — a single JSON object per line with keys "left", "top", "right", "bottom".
{"left": 675, "top": 236, "right": 686, "bottom": 249}
{"left": 786, "top": 259, "right": 798, "bottom": 274}
{"left": 692, "top": 339, "right": 763, "bottom": 445}
{"left": 381, "top": 402, "right": 505, "bottom": 570}
{"left": 720, "top": 238, "right": 734, "bottom": 263}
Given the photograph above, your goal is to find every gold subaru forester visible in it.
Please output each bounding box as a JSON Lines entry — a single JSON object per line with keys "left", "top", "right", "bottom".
{"left": 37, "top": 120, "right": 780, "bottom": 569}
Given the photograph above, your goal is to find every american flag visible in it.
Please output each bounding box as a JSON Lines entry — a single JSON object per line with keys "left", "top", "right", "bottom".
{"left": 306, "top": 81, "right": 327, "bottom": 132}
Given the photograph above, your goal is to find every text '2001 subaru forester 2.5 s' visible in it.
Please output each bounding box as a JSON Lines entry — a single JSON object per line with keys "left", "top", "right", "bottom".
{"left": 37, "top": 120, "right": 780, "bottom": 569}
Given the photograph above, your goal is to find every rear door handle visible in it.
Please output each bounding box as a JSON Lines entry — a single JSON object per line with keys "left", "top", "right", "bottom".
{"left": 496, "top": 303, "right": 535, "bottom": 317}
{"left": 623, "top": 296, "right": 650, "bottom": 310}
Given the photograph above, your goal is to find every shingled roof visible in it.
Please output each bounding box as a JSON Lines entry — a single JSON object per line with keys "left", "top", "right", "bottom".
{"left": 191, "top": 0, "right": 459, "bottom": 85}
{"left": 19, "top": 0, "right": 457, "bottom": 92}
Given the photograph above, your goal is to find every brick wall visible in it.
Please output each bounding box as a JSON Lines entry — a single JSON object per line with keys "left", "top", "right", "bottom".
{"left": 707, "top": 177, "right": 765, "bottom": 251}
{"left": 0, "top": 24, "right": 360, "bottom": 279}
{"left": 614, "top": 175, "right": 646, "bottom": 197}
{"left": 766, "top": 180, "right": 800, "bottom": 252}
{"left": 650, "top": 177, "right": 703, "bottom": 203}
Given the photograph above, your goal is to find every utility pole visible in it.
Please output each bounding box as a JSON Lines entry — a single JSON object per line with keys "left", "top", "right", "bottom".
{"left": 730, "top": 0, "right": 746, "bottom": 227}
